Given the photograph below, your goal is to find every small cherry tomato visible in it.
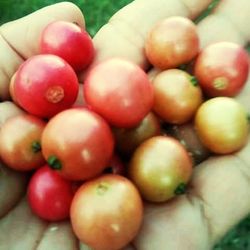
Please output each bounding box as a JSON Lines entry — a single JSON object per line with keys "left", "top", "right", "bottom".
{"left": 41, "top": 108, "right": 114, "bottom": 181}
{"left": 152, "top": 69, "right": 203, "bottom": 124}
{"left": 194, "top": 42, "right": 249, "bottom": 97}
{"left": 145, "top": 16, "right": 199, "bottom": 69}
{"left": 84, "top": 58, "right": 154, "bottom": 128}
{"left": 113, "top": 112, "right": 161, "bottom": 157}
{"left": 194, "top": 97, "right": 249, "bottom": 154}
{"left": 28, "top": 165, "right": 75, "bottom": 221}
{"left": 70, "top": 174, "right": 143, "bottom": 250}
{"left": 128, "top": 136, "right": 193, "bottom": 202}
{"left": 13, "top": 54, "right": 79, "bottom": 118}
{"left": 0, "top": 114, "right": 46, "bottom": 171}
{"left": 40, "top": 21, "right": 94, "bottom": 72}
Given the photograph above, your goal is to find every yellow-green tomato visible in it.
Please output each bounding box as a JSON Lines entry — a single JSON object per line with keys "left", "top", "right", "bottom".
{"left": 128, "top": 136, "right": 193, "bottom": 202}
{"left": 195, "top": 97, "right": 249, "bottom": 154}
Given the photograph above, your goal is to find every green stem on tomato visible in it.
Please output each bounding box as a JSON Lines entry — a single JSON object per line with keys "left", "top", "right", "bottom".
{"left": 31, "top": 141, "right": 41, "bottom": 153}
{"left": 190, "top": 76, "right": 199, "bottom": 87}
{"left": 47, "top": 155, "right": 62, "bottom": 170}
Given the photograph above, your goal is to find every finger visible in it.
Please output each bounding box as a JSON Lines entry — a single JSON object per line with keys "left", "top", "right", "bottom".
{"left": 37, "top": 222, "right": 78, "bottom": 250}
{"left": 0, "top": 2, "right": 85, "bottom": 101}
{"left": 80, "top": 0, "right": 212, "bottom": 78}
{"left": 0, "top": 162, "right": 28, "bottom": 218}
{"left": 0, "top": 197, "right": 48, "bottom": 250}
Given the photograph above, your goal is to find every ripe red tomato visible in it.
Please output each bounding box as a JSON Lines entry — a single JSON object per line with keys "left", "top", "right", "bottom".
{"left": 40, "top": 21, "right": 94, "bottom": 72}
{"left": 145, "top": 16, "right": 199, "bottom": 69}
{"left": 13, "top": 54, "right": 79, "bottom": 118}
{"left": 194, "top": 97, "right": 249, "bottom": 154}
{"left": 113, "top": 112, "right": 161, "bottom": 157}
{"left": 194, "top": 42, "right": 249, "bottom": 97}
{"left": 152, "top": 69, "right": 203, "bottom": 124}
{"left": 84, "top": 58, "right": 154, "bottom": 128}
{"left": 41, "top": 108, "right": 114, "bottom": 181}
{"left": 28, "top": 165, "right": 75, "bottom": 221}
{"left": 128, "top": 136, "right": 193, "bottom": 202}
{"left": 70, "top": 174, "right": 143, "bottom": 250}
{"left": 0, "top": 114, "right": 46, "bottom": 171}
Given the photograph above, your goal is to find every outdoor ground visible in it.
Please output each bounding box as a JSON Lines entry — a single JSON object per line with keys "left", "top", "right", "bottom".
{"left": 0, "top": 0, "right": 249, "bottom": 249}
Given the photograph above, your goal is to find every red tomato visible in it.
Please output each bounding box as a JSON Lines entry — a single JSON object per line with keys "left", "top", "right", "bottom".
{"left": 194, "top": 42, "right": 249, "bottom": 97}
{"left": 41, "top": 108, "right": 114, "bottom": 181}
{"left": 152, "top": 69, "right": 203, "bottom": 124}
{"left": 145, "top": 16, "right": 199, "bottom": 69}
{"left": 128, "top": 136, "right": 193, "bottom": 202}
{"left": 13, "top": 54, "right": 79, "bottom": 118}
{"left": 84, "top": 58, "right": 154, "bottom": 128}
{"left": 28, "top": 165, "right": 75, "bottom": 221}
{"left": 40, "top": 21, "right": 94, "bottom": 72}
{"left": 194, "top": 97, "right": 249, "bottom": 154}
{"left": 113, "top": 112, "right": 161, "bottom": 157}
{"left": 70, "top": 174, "right": 143, "bottom": 250}
{"left": 0, "top": 114, "right": 46, "bottom": 171}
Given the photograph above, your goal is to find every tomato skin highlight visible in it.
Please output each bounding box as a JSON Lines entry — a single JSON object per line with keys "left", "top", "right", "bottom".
{"left": 84, "top": 58, "right": 154, "bottom": 128}
{"left": 28, "top": 165, "right": 75, "bottom": 221}
{"left": 145, "top": 16, "right": 199, "bottom": 69}
{"left": 14, "top": 54, "right": 79, "bottom": 118}
{"left": 194, "top": 42, "right": 249, "bottom": 97}
{"left": 128, "top": 135, "right": 193, "bottom": 202}
{"left": 41, "top": 108, "right": 114, "bottom": 181}
{"left": 40, "top": 21, "right": 94, "bottom": 72}
{"left": 70, "top": 174, "right": 143, "bottom": 250}
{"left": 194, "top": 97, "right": 249, "bottom": 154}
{"left": 152, "top": 69, "right": 203, "bottom": 124}
{"left": 0, "top": 114, "right": 46, "bottom": 171}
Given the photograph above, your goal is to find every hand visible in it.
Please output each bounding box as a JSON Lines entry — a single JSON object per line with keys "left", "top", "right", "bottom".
{"left": 0, "top": 1, "right": 249, "bottom": 250}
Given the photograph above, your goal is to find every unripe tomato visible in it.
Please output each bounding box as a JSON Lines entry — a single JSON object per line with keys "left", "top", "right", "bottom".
{"left": 28, "top": 165, "right": 75, "bottom": 221}
{"left": 0, "top": 114, "right": 46, "bottom": 171}
{"left": 70, "top": 174, "right": 143, "bottom": 250}
{"left": 41, "top": 108, "right": 114, "bottom": 181}
{"left": 194, "top": 42, "right": 249, "bottom": 97}
{"left": 152, "top": 69, "right": 203, "bottom": 124}
{"left": 40, "top": 21, "right": 94, "bottom": 72}
{"left": 194, "top": 97, "right": 249, "bottom": 154}
{"left": 13, "top": 54, "right": 79, "bottom": 118}
{"left": 84, "top": 58, "right": 154, "bottom": 128}
{"left": 128, "top": 136, "right": 193, "bottom": 202}
{"left": 145, "top": 16, "right": 199, "bottom": 69}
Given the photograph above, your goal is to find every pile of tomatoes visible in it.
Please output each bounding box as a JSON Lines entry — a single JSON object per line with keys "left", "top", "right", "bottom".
{"left": 0, "top": 16, "right": 249, "bottom": 250}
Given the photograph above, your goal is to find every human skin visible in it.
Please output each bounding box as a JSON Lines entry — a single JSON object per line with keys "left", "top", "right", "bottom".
{"left": 0, "top": 1, "right": 250, "bottom": 249}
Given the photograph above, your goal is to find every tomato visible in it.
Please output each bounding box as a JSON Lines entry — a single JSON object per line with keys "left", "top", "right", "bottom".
{"left": 84, "top": 58, "right": 154, "bottom": 128}
{"left": 194, "top": 42, "right": 249, "bottom": 97}
{"left": 70, "top": 174, "right": 143, "bottom": 250}
{"left": 152, "top": 69, "right": 203, "bottom": 124}
{"left": 128, "top": 135, "right": 193, "bottom": 202}
{"left": 13, "top": 54, "right": 79, "bottom": 118}
{"left": 40, "top": 21, "right": 94, "bottom": 72}
{"left": 41, "top": 108, "right": 114, "bottom": 181}
{"left": 0, "top": 114, "right": 46, "bottom": 171}
{"left": 28, "top": 165, "right": 75, "bottom": 221}
{"left": 194, "top": 97, "right": 249, "bottom": 154}
{"left": 113, "top": 112, "right": 161, "bottom": 157}
{"left": 145, "top": 16, "right": 199, "bottom": 69}
{"left": 103, "top": 154, "right": 126, "bottom": 175}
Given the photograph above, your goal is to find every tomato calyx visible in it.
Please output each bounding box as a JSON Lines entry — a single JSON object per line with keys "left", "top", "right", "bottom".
{"left": 96, "top": 182, "right": 109, "bottom": 195}
{"left": 45, "top": 86, "right": 65, "bottom": 103}
{"left": 190, "top": 76, "right": 198, "bottom": 87}
{"left": 47, "top": 155, "right": 62, "bottom": 170}
{"left": 213, "top": 77, "right": 228, "bottom": 90}
{"left": 174, "top": 183, "right": 187, "bottom": 195}
{"left": 31, "top": 141, "right": 42, "bottom": 153}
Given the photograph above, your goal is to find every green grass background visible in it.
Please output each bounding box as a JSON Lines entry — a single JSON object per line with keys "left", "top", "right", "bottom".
{"left": 0, "top": 0, "right": 249, "bottom": 249}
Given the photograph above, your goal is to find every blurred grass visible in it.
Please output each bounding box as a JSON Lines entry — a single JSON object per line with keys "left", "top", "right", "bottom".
{"left": 0, "top": 0, "right": 250, "bottom": 249}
